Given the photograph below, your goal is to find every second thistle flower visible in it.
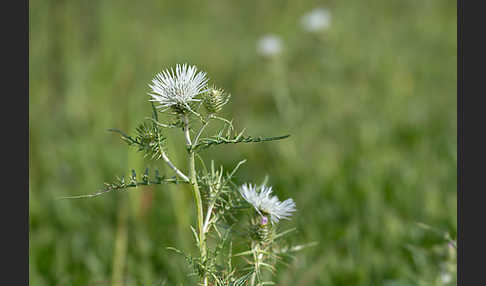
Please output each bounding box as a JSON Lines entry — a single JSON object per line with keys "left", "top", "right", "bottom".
{"left": 239, "top": 183, "right": 296, "bottom": 224}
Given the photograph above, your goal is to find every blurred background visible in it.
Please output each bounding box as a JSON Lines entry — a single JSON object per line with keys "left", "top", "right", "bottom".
{"left": 29, "top": 0, "right": 457, "bottom": 285}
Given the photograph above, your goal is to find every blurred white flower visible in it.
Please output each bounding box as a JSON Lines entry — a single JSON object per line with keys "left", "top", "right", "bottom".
{"left": 148, "top": 63, "right": 209, "bottom": 112}
{"left": 301, "top": 8, "right": 331, "bottom": 32}
{"left": 239, "top": 183, "right": 296, "bottom": 224}
{"left": 256, "top": 34, "right": 283, "bottom": 57}
{"left": 440, "top": 271, "right": 452, "bottom": 284}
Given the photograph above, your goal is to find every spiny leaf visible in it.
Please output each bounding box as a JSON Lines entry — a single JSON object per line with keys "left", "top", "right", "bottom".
{"left": 258, "top": 282, "right": 276, "bottom": 285}
{"left": 59, "top": 169, "right": 187, "bottom": 199}
{"left": 230, "top": 272, "right": 253, "bottom": 286}
{"left": 277, "top": 242, "right": 319, "bottom": 254}
{"left": 227, "top": 159, "right": 247, "bottom": 180}
{"left": 166, "top": 246, "right": 184, "bottom": 255}
{"left": 193, "top": 133, "right": 290, "bottom": 151}
{"left": 109, "top": 119, "right": 168, "bottom": 160}
{"left": 273, "top": 228, "right": 297, "bottom": 240}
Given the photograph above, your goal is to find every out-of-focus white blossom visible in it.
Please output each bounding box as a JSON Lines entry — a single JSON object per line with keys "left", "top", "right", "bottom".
{"left": 301, "top": 8, "right": 331, "bottom": 32}
{"left": 256, "top": 34, "right": 283, "bottom": 57}
{"left": 440, "top": 271, "right": 452, "bottom": 284}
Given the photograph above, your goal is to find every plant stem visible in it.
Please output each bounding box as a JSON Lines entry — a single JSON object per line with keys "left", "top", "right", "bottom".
{"left": 182, "top": 114, "right": 207, "bottom": 285}
{"left": 189, "top": 151, "right": 206, "bottom": 257}
{"left": 202, "top": 202, "right": 214, "bottom": 234}
{"left": 111, "top": 198, "right": 128, "bottom": 286}
{"left": 250, "top": 242, "right": 258, "bottom": 286}
{"left": 194, "top": 119, "right": 210, "bottom": 146}
{"left": 160, "top": 150, "right": 190, "bottom": 182}
{"left": 183, "top": 115, "right": 193, "bottom": 146}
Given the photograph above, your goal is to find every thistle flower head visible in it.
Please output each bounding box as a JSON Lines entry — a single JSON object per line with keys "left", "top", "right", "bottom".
{"left": 202, "top": 86, "right": 230, "bottom": 114}
{"left": 239, "top": 183, "right": 296, "bottom": 224}
{"left": 148, "top": 63, "right": 209, "bottom": 113}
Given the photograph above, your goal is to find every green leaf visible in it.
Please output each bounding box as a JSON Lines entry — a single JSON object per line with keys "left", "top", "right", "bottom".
{"left": 193, "top": 133, "right": 290, "bottom": 151}
{"left": 59, "top": 169, "right": 187, "bottom": 199}
{"left": 230, "top": 272, "right": 253, "bottom": 286}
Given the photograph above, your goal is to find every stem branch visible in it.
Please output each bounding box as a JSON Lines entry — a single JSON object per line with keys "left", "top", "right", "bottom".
{"left": 160, "top": 150, "right": 189, "bottom": 182}
{"left": 194, "top": 119, "right": 210, "bottom": 146}
{"left": 202, "top": 199, "right": 215, "bottom": 234}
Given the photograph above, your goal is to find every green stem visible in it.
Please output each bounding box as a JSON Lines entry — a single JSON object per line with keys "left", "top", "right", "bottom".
{"left": 182, "top": 114, "right": 207, "bottom": 285}
{"left": 194, "top": 119, "right": 210, "bottom": 146}
{"left": 250, "top": 241, "right": 258, "bottom": 286}
{"left": 189, "top": 151, "right": 206, "bottom": 257}
{"left": 111, "top": 198, "right": 128, "bottom": 286}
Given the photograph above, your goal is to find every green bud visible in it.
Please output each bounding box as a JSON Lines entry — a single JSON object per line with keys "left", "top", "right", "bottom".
{"left": 203, "top": 87, "right": 230, "bottom": 114}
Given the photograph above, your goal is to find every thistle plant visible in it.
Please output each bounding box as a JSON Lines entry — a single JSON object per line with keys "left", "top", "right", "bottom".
{"left": 69, "top": 63, "right": 311, "bottom": 285}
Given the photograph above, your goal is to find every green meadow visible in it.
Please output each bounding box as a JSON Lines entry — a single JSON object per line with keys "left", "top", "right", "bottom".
{"left": 29, "top": 0, "right": 457, "bottom": 285}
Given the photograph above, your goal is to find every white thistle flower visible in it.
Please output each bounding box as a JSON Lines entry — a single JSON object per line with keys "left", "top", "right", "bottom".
{"left": 239, "top": 183, "right": 296, "bottom": 224}
{"left": 256, "top": 34, "right": 283, "bottom": 57}
{"left": 301, "top": 8, "right": 331, "bottom": 32}
{"left": 148, "top": 63, "right": 209, "bottom": 112}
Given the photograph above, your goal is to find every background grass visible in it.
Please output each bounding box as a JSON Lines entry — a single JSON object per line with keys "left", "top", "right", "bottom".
{"left": 29, "top": 0, "right": 457, "bottom": 285}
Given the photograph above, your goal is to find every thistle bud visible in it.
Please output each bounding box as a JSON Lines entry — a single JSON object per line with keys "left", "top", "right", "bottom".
{"left": 202, "top": 87, "right": 230, "bottom": 114}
